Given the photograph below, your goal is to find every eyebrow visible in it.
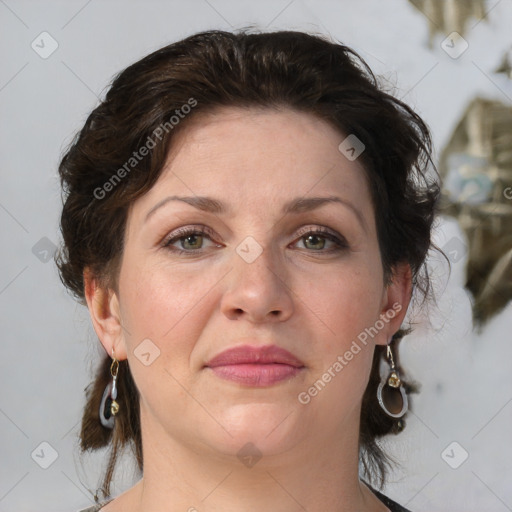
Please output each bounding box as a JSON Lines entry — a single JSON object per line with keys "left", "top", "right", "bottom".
{"left": 144, "top": 195, "right": 367, "bottom": 230}
{"left": 145, "top": 196, "right": 225, "bottom": 222}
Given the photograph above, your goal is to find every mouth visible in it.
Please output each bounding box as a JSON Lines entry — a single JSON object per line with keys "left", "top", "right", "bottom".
{"left": 204, "top": 344, "right": 305, "bottom": 387}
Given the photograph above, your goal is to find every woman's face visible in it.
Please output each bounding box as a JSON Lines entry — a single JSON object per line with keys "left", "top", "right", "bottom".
{"left": 90, "top": 107, "right": 410, "bottom": 461}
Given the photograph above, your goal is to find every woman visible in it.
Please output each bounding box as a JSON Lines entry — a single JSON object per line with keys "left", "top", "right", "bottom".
{"left": 56, "top": 29, "right": 439, "bottom": 512}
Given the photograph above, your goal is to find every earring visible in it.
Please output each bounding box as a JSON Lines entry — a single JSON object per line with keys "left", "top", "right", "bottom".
{"left": 377, "top": 342, "right": 408, "bottom": 419}
{"left": 99, "top": 348, "right": 120, "bottom": 429}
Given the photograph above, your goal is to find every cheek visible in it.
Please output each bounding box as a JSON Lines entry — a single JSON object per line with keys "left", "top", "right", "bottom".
{"left": 117, "top": 264, "right": 212, "bottom": 413}
{"left": 305, "top": 260, "right": 384, "bottom": 346}
{"left": 118, "top": 258, "right": 211, "bottom": 352}
{"left": 298, "top": 267, "right": 381, "bottom": 417}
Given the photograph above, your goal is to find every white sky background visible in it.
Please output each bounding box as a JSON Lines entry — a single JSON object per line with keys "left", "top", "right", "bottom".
{"left": 0, "top": 1, "right": 511, "bottom": 511}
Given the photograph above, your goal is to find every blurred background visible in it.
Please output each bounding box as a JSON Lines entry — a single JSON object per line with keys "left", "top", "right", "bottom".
{"left": 1, "top": 1, "right": 511, "bottom": 510}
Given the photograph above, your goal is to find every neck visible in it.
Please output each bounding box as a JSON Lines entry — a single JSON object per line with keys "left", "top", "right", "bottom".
{"left": 119, "top": 407, "right": 387, "bottom": 512}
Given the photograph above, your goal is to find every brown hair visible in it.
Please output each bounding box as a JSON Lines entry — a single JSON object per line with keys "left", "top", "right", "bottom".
{"left": 55, "top": 29, "right": 440, "bottom": 499}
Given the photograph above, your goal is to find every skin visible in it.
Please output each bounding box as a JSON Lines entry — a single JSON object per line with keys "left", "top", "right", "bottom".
{"left": 84, "top": 106, "right": 412, "bottom": 512}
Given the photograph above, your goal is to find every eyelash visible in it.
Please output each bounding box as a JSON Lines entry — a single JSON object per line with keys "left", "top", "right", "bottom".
{"left": 162, "top": 226, "right": 220, "bottom": 255}
{"left": 161, "top": 225, "right": 348, "bottom": 256}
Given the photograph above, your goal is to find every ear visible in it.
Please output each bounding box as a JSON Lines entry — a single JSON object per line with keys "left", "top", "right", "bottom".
{"left": 83, "top": 268, "right": 128, "bottom": 360}
{"left": 376, "top": 262, "right": 413, "bottom": 346}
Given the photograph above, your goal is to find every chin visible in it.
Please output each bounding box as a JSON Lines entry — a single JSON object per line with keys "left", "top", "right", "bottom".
{"left": 208, "top": 402, "right": 306, "bottom": 458}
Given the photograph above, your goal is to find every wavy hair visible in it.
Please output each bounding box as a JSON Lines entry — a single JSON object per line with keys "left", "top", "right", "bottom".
{"left": 55, "top": 29, "right": 440, "bottom": 499}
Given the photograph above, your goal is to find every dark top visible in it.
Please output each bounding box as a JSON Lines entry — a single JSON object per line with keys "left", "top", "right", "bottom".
{"left": 76, "top": 486, "right": 411, "bottom": 511}
{"left": 371, "top": 487, "right": 412, "bottom": 511}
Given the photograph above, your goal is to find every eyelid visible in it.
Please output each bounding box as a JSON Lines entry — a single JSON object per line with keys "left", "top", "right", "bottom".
{"left": 293, "top": 225, "right": 348, "bottom": 247}
{"left": 161, "top": 225, "right": 220, "bottom": 248}
{"left": 161, "top": 224, "right": 349, "bottom": 253}
{"left": 294, "top": 225, "right": 344, "bottom": 240}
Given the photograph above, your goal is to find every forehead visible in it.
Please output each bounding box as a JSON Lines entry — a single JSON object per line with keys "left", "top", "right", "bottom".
{"left": 130, "top": 106, "right": 373, "bottom": 221}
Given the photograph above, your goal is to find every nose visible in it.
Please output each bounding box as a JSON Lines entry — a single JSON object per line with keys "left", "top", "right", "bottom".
{"left": 220, "top": 244, "right": 294, "bottom": 324}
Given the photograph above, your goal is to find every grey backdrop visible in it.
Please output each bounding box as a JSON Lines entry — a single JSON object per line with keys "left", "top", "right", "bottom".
{"left": 1, "top": 1, "right": 511, "bottom": 511}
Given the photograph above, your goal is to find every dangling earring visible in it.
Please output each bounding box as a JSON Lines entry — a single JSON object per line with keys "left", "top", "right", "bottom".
{"left": 99, "top": 348, "right": 120, "bottom": 429}
{"left": 377, "top": 342, "right": 408, "bottom": 419}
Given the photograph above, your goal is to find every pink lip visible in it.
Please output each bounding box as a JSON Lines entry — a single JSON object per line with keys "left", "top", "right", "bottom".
{"left": 205, "top": 345, "right": 304, "bottom": 387}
